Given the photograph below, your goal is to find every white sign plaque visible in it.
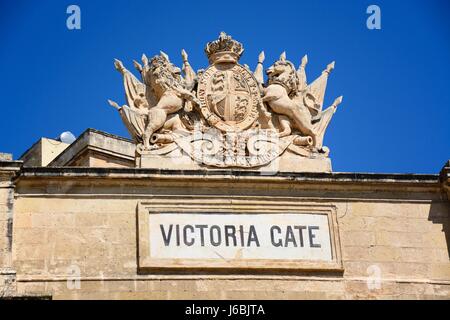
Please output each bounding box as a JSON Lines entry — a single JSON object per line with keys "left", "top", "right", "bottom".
{"left": 149, "top": 213, "right": 332, "bottom": 261}
{"left": 137, "top": 199, "right": 342, "bottom": 271}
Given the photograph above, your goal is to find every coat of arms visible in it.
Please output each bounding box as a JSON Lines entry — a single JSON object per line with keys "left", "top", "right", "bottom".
{"left": 108, "top": 32, "right": 343, "bottom": 170}
{"left": 197, "top": 34, "right": 260, "bottom": 132}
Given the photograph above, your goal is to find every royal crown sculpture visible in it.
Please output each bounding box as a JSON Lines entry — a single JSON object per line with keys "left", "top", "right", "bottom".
{"left": 108, "top": 32, "right": 343, "bottom": 172}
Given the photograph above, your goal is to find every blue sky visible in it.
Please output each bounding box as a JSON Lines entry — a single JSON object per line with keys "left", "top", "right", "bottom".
{"left": 0, "top": 0, "right": 449, "bottom": 173}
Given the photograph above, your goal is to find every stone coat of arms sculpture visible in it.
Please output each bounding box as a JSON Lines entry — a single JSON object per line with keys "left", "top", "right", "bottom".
{"left": 109, "top": 32, "right": 343, "bottom": 172}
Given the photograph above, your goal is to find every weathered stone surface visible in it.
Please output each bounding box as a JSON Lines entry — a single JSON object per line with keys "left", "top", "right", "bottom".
{"left": 20, "top": 138, "right": 69, "bottom": 167}
{"left": 48, "top": 129, "right": 135, "bottom": 168}
{"left": 0, "top": 159, "right": 22, "bottom": 298}
{"left": 0, "top": 153, "right": 12, "bottom": 161}
{"left": 0, "top": 165, "right": 446, "bottom": 299}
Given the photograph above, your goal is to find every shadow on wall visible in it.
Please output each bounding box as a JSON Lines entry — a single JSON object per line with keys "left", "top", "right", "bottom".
{"left": 428, "top": 201, "right": 450, "bottom": 261}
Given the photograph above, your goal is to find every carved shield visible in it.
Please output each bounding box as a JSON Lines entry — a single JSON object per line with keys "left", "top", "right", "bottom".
{"left": 197, "top": 63, "right": 261, "bottom": 131}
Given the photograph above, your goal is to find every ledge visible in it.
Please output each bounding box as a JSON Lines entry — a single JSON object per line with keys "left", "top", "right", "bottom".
{"left": 48, "top": 128, "right": 135, "bottom": 167}
{"left": 17, "top": 166, "right": 440, "bottom": 184}
{"left": 0, "top": 160, "right": 23, "bottom": 169}
{"left": 439, "top": 160, "right": 450, "bottom": 197}
{"left": 0, "top": 161, "right": 23, "bottom": 182}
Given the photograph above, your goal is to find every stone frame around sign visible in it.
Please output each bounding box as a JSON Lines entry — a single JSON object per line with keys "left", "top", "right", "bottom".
{"left": 137, "top": 196, "right": 343, "bottom": 272}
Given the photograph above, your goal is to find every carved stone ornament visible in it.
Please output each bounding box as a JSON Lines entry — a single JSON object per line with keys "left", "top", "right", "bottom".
{"left": 197, "top": 63, "right": 260, "bottom": 132}
{"left": 109, "top": 32, "right": 343, "bottom": 171}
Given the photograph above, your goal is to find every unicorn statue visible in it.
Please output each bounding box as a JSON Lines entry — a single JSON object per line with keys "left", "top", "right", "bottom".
{"left": 258, "top": 52, "right": 343, "bottom": 152}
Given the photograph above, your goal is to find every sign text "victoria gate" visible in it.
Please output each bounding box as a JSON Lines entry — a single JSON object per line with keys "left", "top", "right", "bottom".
{"left": 148, "top": 213, "right": 333, "bottom": 261}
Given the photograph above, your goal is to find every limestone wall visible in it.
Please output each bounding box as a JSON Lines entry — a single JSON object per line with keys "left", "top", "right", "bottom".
{"left": 0, "top": 161, "right": 21, "bottom": 297}
{"left": 6, "top": 169, "right": 449, "bottom": 299}
{"left": 0, "top": 181, "right": 13, "bottom": 268}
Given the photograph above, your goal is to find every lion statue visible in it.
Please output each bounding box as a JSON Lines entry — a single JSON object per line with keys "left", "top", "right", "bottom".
{"left": 109, "top": 51, "right": 198, "bottom": 150}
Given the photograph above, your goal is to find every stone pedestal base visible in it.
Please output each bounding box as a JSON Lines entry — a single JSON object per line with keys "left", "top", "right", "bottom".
{"left": 137, "top": 149, "right": 332, "bottom": 173}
